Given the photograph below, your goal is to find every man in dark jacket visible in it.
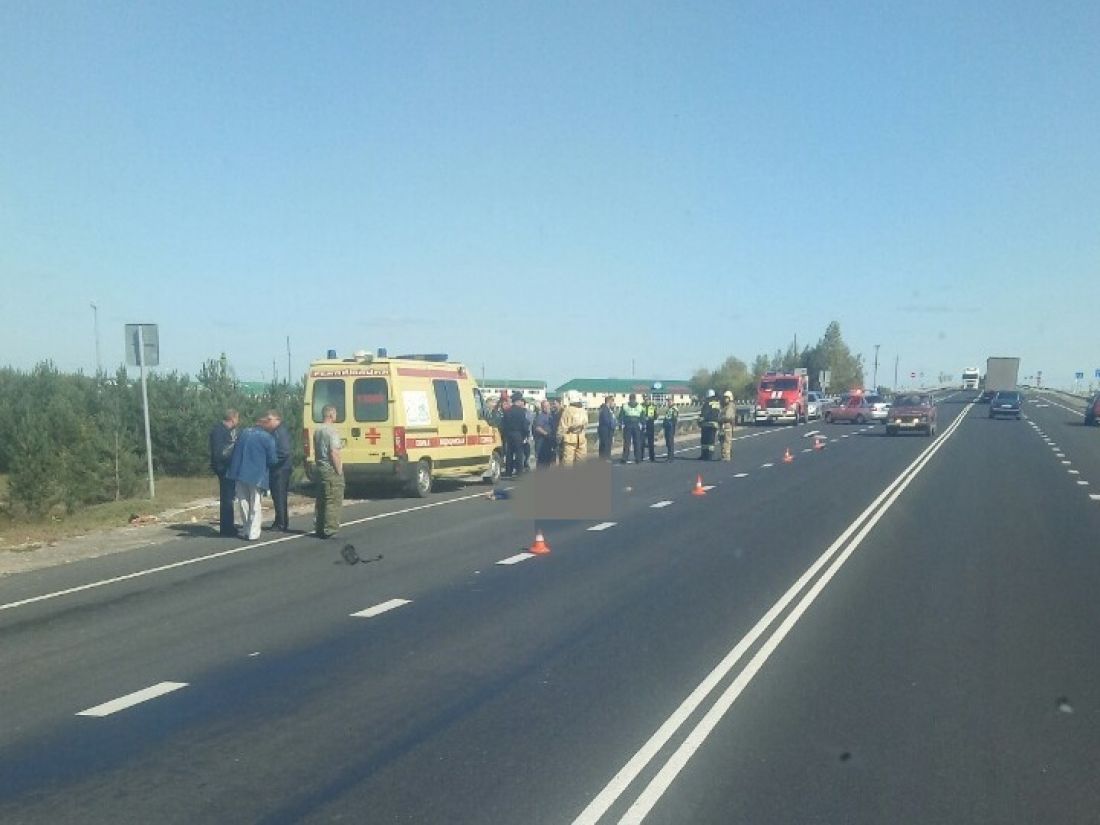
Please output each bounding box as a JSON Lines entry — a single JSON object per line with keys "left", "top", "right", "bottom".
{"left": 208, "top": 408, "right": 239, "bottom": 536}
{"left": 501, "top": 392, "right": 530, "bottom": 477}
{"left": 266, "top": 410, "right": 292, "bottom": 531}
{"left": 597, "top": 396, "right": 616, "bottom": 460}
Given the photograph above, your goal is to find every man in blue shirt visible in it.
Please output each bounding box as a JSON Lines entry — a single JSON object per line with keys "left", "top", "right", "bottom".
{"left": 226, "top": 416, "right": 278, "bottom": 540}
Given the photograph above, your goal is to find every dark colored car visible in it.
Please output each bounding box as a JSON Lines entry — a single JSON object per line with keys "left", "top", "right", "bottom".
{"left": 1085, "top": 393, "right": 1100, "bottom": 426}
{"left": 886, "top": 393, "right": 937, "bottom": 436}
{"left": 989, "top": 390, "right": 1022, "bottom": 419}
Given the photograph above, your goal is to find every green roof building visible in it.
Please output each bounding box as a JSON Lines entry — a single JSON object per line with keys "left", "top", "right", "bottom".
{"left": 555, "top": 378, "right": 693, "bottom": 406}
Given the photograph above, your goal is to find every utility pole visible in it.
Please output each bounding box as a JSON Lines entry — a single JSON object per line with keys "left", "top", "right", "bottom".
{"left": 90, "top": 302, "right": 101, "bottom": 374}
{"left": 893, "top": 354, "right": 899, "bottom": 391}
{"left": 286, "top": 336, "right": 292, "bottom": 385}
{"left": 136, "top": 325, "right": 155, "bottom": 499}
{"left": 873, "top": 344, "right": 880, "bottom": 390}
{"left": 632, "top": 358, "right": 636, "bottom": 378}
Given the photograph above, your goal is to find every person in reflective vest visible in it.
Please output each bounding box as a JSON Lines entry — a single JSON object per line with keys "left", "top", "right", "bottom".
{"left": 662, "top": 402, "right": 679, "bottom": 461}
{"left": 699, "top": 389, "right": 720, "bottom": 460}
{"left": 719, "top": 390, "right": 737, "bottom": 461}
{"left": 618, "top": 393, "right": 645, "bottom": 464}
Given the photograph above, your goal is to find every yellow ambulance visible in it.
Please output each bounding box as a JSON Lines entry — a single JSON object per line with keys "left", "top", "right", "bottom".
{"left": 303, "top": 350, "right": 503, "bottom": 496}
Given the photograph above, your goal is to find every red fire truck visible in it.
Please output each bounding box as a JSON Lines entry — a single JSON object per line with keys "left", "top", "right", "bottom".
{"left": 754, "top": 370, "right": 808, "bottom": 425}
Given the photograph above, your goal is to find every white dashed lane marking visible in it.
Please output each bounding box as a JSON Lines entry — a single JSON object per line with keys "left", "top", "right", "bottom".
{"left": 588, "top": 522, "right": 617, "bottom": 532}
{"left": 761, "top": 463, "right": 774, "bottom": 468}
{"left": 351, "top": 598, "right": 412, "bottom": 618}
{"left": 1069, "top": 470, "right": 1080, "bottom": 475}
{"left": 1077, "top": 481, "right": 1089, "bottom": 486}
{"left": 650, "top": 501, "right": 674, "bottom": 509}
{"left": 497, "top": 553, "right": 535, "bottom": 566}
{"left": 733, "top": 473, "right": 749, "bottom": 478}
{"left": 701, "top": 485, "right": 716, "bottom": 492}
{"left": 77, "top": 682, "right": 188, "bottom": 717}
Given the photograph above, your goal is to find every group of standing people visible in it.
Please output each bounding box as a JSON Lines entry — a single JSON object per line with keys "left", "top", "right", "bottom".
{"left": 491, "top": 390, "right": 590, "bottom": 477}
{"left": 608, "top": 394, "right": 680, "bottom": 464}
{"left": 208, "top": 405, "right": 344, "bottom": 541}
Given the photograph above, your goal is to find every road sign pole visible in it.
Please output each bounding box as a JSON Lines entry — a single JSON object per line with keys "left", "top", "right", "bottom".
{"left": 137, "top": 325, "right": 156, "bottom": 499}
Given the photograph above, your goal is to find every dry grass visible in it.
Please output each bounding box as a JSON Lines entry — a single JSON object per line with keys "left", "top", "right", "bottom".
{"left": 0, "top": 474, "right": 222, "bottom": 547}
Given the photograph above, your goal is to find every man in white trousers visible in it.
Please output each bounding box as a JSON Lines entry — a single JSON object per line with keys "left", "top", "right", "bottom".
{"left": 226, "top": 415, "right": 278, "bottom": 540}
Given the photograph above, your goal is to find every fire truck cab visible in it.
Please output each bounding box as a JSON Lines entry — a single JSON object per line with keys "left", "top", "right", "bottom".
{"left": 754, "top": 370, "right": 808, "bottom": 426}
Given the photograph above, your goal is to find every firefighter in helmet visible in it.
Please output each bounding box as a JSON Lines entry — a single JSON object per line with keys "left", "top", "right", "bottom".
{"left": 699, "top": 389, "right": 720, "bottom": 460}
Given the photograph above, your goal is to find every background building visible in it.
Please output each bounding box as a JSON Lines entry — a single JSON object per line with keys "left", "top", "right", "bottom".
{"left": 476, "top": 378, "right": 547, "bottom": 403}
{"left": 555, "top": 378, "right": 693, "bottom": 408}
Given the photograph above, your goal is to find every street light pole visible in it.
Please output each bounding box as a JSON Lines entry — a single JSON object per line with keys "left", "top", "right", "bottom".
{"left": 873, "top": 344, "right": 880, "bottom": 390}
{"left": 90, "top": 302, "right": 102, "bottom": 374}
{"left": 893, "top": 354, "right": 899, "bottom": 391}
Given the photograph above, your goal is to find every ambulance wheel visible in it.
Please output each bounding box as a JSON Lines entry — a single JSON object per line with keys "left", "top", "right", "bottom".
{"left": 485, "top": 450, "right": 503, "bottom": 484}
{"left": 411, "top": 459, "right": 433, "bottom": 498}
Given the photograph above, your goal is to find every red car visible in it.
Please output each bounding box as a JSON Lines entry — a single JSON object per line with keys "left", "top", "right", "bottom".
{"left": 825, "top": 395, "right": 875, "bottom": 425}
{"left": 886, "top": 393, "right": 937, "bottom": 436}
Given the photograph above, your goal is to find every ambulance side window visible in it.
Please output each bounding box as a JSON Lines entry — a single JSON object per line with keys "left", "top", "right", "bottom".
{"left": 473, "top": 388, "right": 488, "bottom": 420}
{"left": 311, "top": 379, "right": 346, "bottom": 423}
{"left": 353, "top": 378, "right": 389, "bottom": 422}
{"left": 433, "top": 379, "right": 463, "bottom": 421}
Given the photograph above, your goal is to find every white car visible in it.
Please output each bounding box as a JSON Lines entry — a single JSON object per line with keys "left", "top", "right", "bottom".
{"left": 806, "top": 391, "right": 827, "bottom": 420}
{"left": 866, "top": 394, "right": 891, "bottom": 422}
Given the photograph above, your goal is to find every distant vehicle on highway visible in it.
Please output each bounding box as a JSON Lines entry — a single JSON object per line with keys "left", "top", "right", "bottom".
{"left": 979, "top": 356, "right": 1020, "bottom": 403}
{"left": 806, "top": 391, "right": 830, "bottom": 420}
{"left": 866, "top": 394, "right": 891, "bottom": 423}
{"left": 962, "top": 367, "right": 980, "bottom": 390}
{"left": 1084, "top": 393, "right": 1100, "bottom": 426}
{"left": 825, "top": 394, "right": 875, "bottom": 425}
{"left": 988, "top": 390, "right": 1022, "bottom": 419}
{"left": 886, "top": 393, "right": 937, "bottom": 437}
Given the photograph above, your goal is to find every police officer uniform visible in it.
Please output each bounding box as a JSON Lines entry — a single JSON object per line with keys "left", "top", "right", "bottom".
{"left": 662, "top": 403, "right": 679, "bottom": 460}
{"left": 642, "top": 395, "right": 658, "bottom": 462}
{"left": 618, "top": 394, "right": 645, "bottom": 464}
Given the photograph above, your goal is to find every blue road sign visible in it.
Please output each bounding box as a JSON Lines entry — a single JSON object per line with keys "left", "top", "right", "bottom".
{"left": 1095, "top": 369, "right": 1100, "bottom": 379}
{"left": 1075, "top": 371, "right": 1085, "bottom": 380}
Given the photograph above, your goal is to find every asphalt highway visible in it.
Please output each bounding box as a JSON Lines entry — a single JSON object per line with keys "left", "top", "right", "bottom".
{"left": 2, "top": 391, "right": 1099, "bottom": 824}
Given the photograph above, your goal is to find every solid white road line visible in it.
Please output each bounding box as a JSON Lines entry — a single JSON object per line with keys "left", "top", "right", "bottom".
{"left": 77, "top": 682, "right": 188, "bottom": 717}
{"left": 496, "top": 553, "right": 536, "bottom": 566}
{"left": 350, "top": 598, "right": 411, "bottom": 618}
{"left": 572, "top": 402, "right": 974, "bottom": 825}
{"left": 1, "top": 490, "right": 494, "bottom": 613}
{"left": 588, "top": 522, "right": 618, "bottom": 532}
{"left": 650, "top": 501, "right": 674, "bottom": 509}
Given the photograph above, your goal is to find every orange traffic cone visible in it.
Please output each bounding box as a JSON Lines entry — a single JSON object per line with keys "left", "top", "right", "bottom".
{"left": 783, "top": 447, "right": 794, "bottom": 463}
{"left": 529, "top": 531, "right": 551, "bottom": 555}
{"left": 691, "top": 474, "right": 707, "bottom": 496}
{"left": 813, "top": 436, "right": 825, "bottom": 451}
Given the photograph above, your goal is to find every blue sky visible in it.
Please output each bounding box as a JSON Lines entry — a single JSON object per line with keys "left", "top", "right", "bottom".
{"left": 2, "top": 1, "right": 1098, "bottom": 390}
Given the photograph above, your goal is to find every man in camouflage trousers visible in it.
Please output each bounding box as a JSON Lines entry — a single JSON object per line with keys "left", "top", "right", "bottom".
{"left": 313, "top": 404, "right": 345, "bottom": 539}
